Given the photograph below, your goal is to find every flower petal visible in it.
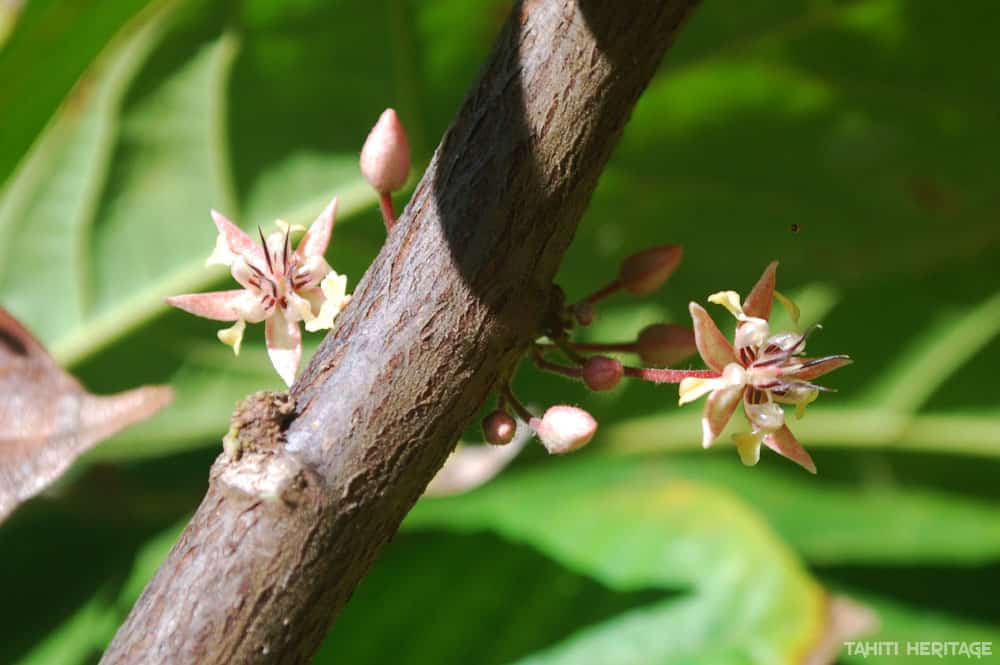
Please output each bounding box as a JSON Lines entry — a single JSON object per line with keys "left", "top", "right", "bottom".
{"left": 772, "top": 385, "right": 819, "bottom": 420}
{"left": 707, "top": 291, "right": 744, "bottom": 319}
{"left": 743, "top": 397, "right": 785, "bottom": 432}
{"left": 217, "top": 320, "right": 246, "bottom": 355}
{"left": 701, "top": 385, "right": 742, "bottom": 448}
{"left": 742, "top": 260, "right": 778, "bottom": 320}
{"left": 293, "top": 254, "right": 332, "bottom": 291}
{"left": 734, "top": 317, "right": 769, "bottom": 350}
{"left": 296, "top": 197, "right": 337, "bottom": 260}
{"left": 763, "top": 425, "right": 817, "bottom": 474}
{"left": 678, "top": 377, "right": 717, "bottom": 405}
{"left": 165, "top": 291, "right": 247, "bottom": 321}
{"left": 285, "top": 291, "right": 316, "bottom": 324}
{"left": 788, "top": 354, "right": 853, "bottom": 381}
{"left": 732, "top": 431, "right": 762, "bottom": 466}
{"left": 305, "top": 271, "right": 349, "bottom": 332}
{"left": 266, "top": 311, "right": 302, "bottom": 387}
{"left": 209, "top": 210, "right": 265, "bottom": 267}
{"left": 773, "top": 288, "right": 800, "bottom": 326}
{"left": 689, "top": 302, "right": 737, "bottom": 372}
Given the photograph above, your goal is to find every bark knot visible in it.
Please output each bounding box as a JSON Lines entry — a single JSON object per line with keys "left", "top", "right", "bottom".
{"left": 223, "top": 391, "right": 297, "bottom": 460}
{"left": 217, "top": 391, "right": 309, "bottom": 506}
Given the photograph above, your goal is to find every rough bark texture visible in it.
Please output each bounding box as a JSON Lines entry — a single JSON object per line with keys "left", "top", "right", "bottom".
{"left": 100, "top": 1, "right": 701, "bottom": 663}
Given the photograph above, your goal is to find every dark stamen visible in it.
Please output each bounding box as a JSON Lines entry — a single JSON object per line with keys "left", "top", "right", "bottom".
{"left": 798, "top": 354, "right": 851, "bottom": 370}
{"left": 746, "top": 387, "right": 765, "bottom": 404}
{"left": 753, "top": 352, "right": 792, "bottom": 369}
{"left": 258, "top": 226, "right": 275, "bottom": 275}
{"left": 283, "top": 230, "right": 291, "bottom": 276}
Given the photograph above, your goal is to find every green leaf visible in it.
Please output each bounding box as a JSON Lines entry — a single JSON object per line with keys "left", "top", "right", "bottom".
{"left": 408, "top": 456, "right": 831, "bottom": 664}
{"left": 0, "top": 0, "right": 154, "bottom": 188}
{"left": 834, "top": 589, "right": 1000, "bottom": 665}
{"left": 594, "top": 455, "right": 1000, "bottom": 566}
{"left": 320, "top": 531, "right": 669, "bottom": 665}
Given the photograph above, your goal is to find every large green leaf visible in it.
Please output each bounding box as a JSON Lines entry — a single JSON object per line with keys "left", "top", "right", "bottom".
{"left": 408, "top": 458, "right": 831, "bottom": 664}
{"left": 0, "top": 0, "right": 154, "bottom": 188}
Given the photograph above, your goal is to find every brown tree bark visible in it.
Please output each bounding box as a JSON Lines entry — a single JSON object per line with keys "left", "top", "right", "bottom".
{"left": 100, "top": 1, "right": 701, "bottom": 663}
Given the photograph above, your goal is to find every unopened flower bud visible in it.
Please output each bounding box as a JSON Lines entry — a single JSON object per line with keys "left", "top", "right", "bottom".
{"left": 618, "top": 245, "right": 683, "bottom": 295}
{"left": 530, "top": 406, "right": 597, "bottom": 455}
{"left": 360, "top": 108, "right": 411, "bottom": 193}
{"left": 572, "top": 302, "right": 595, "bottom": 326}
{"left": 582, "top": 355, "right": 623, "bottom": 391}
{"left": 482, "top": 409, "right": 517, "bottom": 445}
{"left": 636, "top": 323, "right": 697, "bottom": 367}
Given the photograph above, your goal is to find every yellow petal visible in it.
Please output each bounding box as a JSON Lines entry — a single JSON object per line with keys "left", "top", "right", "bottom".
{"left": 774, "top": 289, "right": 800, "bottom": 327}
{"left": 678, "top": 377, "right": 717, "bottom": 405}
{"left": 217, "top": 319, "right": 246, "bottom": 355}
{"left": 795, "top": 389, "right": 819, "bottom": 420}
{"left": 275, "top": 219, "right": 306, "bottom": 235}
{"left": 708, "top": 290, "right": 745, "bottom": 319}
{"left": 733, "top": 431, "right": 763, "bottom": 466}
{"left": 206, "top": 232, "right": 234, "bottom": 268}
{"left": 305, "top": 271, "right": 349, "bottom": 332}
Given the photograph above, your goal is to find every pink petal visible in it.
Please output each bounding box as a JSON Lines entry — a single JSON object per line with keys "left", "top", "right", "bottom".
{"left": 165, "top": 291, "right": 247, "bottom": 321}
{"left": 266, "top": 311, "right": 302, "bottom": 387}
{"left": 296, "top": 197, "right": 337, "bottom": 260}
{"left": 211, "top": 210, "right": 265, "bottom": 264}
{"left": 689, "top": 302, "right": 737, "bottom": 372}
{"left": 701, "top": 385, "right": 742, "bottom": 448}
{"left": 789, "top": 355, "right": 853, "bottom": 381}
{"left": 763, "top": 425, "right": 817, "bottom": 474}
{"left": 743, "top": 261, "right": 778, "bottom": 320}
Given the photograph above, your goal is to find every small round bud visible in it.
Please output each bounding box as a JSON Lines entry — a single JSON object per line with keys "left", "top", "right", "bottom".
{"left": 360, "top": 108, "right": 411, "bottom": 193}
{"left": 636, "top": 323, "right": 697, "bottom": 367}
{"left": 530, "top": 406, "right": 597, "bottom": 455}
{"left": 572, "top": 302, "right": 595, "bottom": 326}
{"left": 582, "top": 355, "right": 623, "bottom": 391}
{"left": 482, "top": 410, "right": 517, "bottom": 445}
{"left": 618, "top": 245, "right": 683, "bottom": 296}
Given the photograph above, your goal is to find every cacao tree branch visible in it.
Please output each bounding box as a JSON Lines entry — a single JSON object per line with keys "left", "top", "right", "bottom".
{"left": 100, "top": 1, "right": 702, "bottom": 663}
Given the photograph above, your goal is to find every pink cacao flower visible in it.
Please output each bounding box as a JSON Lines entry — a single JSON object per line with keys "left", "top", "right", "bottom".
{"left": 679, "top": 261, "right": 851, "bottom": 473}
{"left": 166, "top": 198, "right": 349, "bottom": 387}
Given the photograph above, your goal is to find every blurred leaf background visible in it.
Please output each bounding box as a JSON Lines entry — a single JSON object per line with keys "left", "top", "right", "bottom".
{"left": 1, "top": 0, "right": 998, "bottom": 663}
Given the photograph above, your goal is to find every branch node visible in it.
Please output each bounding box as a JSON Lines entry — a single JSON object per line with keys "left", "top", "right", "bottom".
{"left": 215, "top": 391, "right": 311, "bottom": 506}
{"left": 222, "top": 391, "right": 297, "bottom": 461}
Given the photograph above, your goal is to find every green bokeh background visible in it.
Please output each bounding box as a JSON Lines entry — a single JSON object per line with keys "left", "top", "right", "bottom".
{"left": 1, "top": 1, "right": 998, "bottom": 663}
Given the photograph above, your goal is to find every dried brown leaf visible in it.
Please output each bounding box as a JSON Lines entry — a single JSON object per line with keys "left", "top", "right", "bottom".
{"left": 0, "top": 307, "right": 173, "bottom": 522}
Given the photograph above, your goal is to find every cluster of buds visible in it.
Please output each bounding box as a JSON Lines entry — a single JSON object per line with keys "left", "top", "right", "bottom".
{"left": 485, "top": 244, "right": 702, "bottom": 455}
{"left": 486, "top": 250, "right": 851, "bottom": 473}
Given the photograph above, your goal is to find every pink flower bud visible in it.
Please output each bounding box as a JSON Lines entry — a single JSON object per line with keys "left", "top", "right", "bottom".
{"left": 636, "top": 323, "right": 697, "bottom": 367}
{"left": 582, "top": 355, "right": 623, "bottom": 391}
{"left": 530, "top": 406, "right": 597, "bottom": 455}
{"left": 360, "top": 108, "right": 411, "bottom": 194}
{"left": 482, "top": 410, "right": 517, "bottom": 445}
{"left": 618, "top": 245, "right": 682, "bottom": 295}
